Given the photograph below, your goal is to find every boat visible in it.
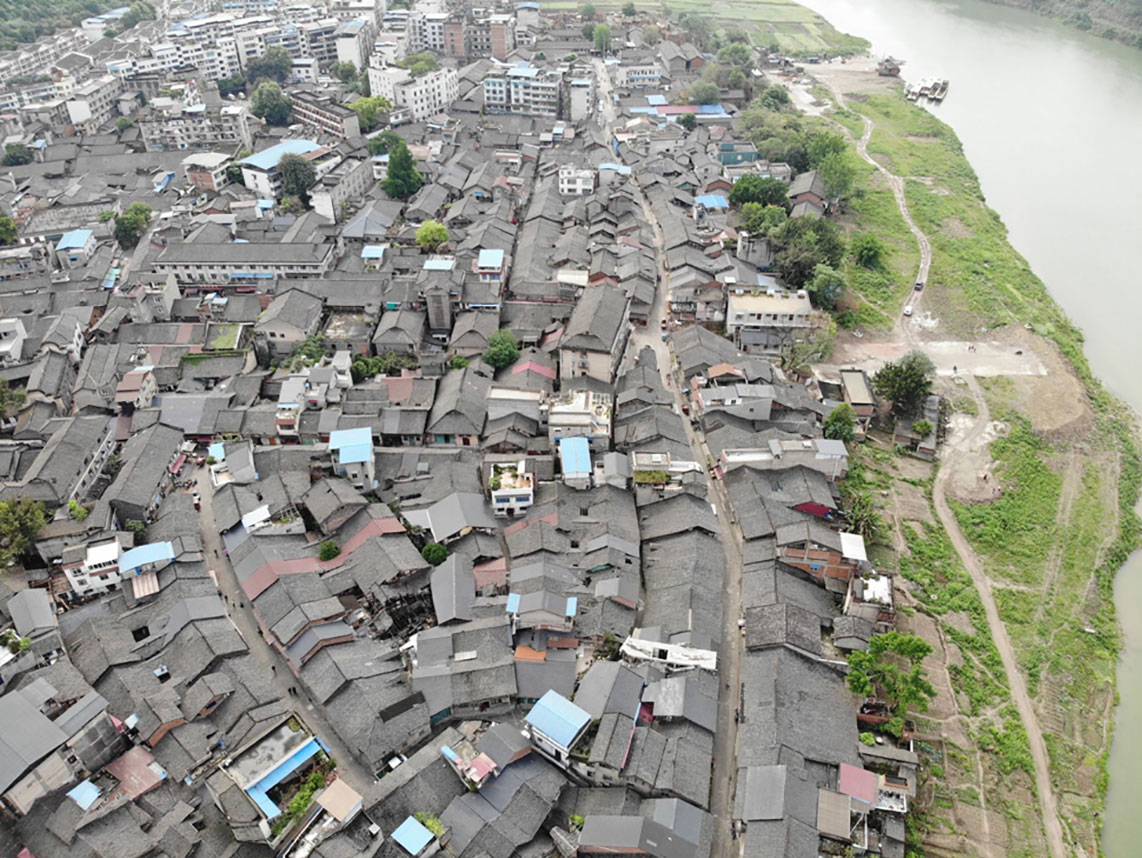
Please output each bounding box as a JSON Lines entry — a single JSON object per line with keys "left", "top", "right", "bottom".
{"left": 930, "top": 78, "right": 949, "bottom": 101}
{"left": 918, "top": 77, "right": 934, "bottom": 98}
{"left": 905, "top": 80, "right": 922, "bottom": 101}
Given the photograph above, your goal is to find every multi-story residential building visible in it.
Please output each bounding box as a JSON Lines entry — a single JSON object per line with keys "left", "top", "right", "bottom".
{"left": 568, "top": 76, "right": 593, "bottom": 121}
{"left": 298, "top": 19, "right": 342, "bottom": 64}
{"left": 558, "top": 286, "right": 631, "bottom": 384}
{"left": 473, "top": 248, "right": 508, "bottom": 285}
{"left": 544, "top": 387, "right": 613, "bottom": 448}
{"left": 0, "top": 27, "right": 88, "bottom": 82}
{"left": 183, "top": 152, "right": 232, "bottom": 191}
{"left": 373, "top": 31, "right": 407, "bottom": 65}
{"left": 614, "top": 58, "right": 661, "bottom": 88}
{"left": 238, "top": 139, "right": 324, "bottom": 196}
{"left": 138, "top": 102, "right": 253, "bottom": 150}
{"left": 724, "top": 287, "right": 813, "bottom": 354}
{"left": 153, "top": 241, "right": 337, "bottom": 284}
{"left": 515, "top": 1, "right": 540, "bottom": 42}
{"left": 335, "top": 19, "right": 372, "bottom": 69}
{"left": 0, "top": 318, "right": 27, "bottom": 364}
{"left": 61, "top": 536, "right": 126, "bottom": 597}
{"left": 368, "top": 63, "right": 458, "bottom": 121}
{"left": 310, "top": 156, "right": 373, "bottom": 223}
{"left": 558, "top": 165, "right": 596, "bottom": 196}
{"left": 290, "top": 91, "right": 361, "bottom": 138}
{"left": 443, "top": 18, "right": 467, "bottom": 59}
{"left": 65, "top": 74, "right": 121, "bottom": 133}
{"left": 291, "top": 57, "right": 320, "bottom": 82}
{"left": 488, "top": 460, "right": 534, "bottom": 517}
{"left": 483, "top": 64, "right": 561, "bottom": 117}
{"left": 406, "top": 12, "right": 447, "bottom": 52}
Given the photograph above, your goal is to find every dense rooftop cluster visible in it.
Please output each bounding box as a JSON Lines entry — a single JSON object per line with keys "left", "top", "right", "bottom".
{"left": 0, "top": 3, "right": 924, "bottom": 858}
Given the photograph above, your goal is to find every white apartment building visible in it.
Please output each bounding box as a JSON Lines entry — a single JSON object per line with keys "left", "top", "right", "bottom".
{"left": 62, "top": 537, "right": 124, "bottom": 597}
{"left": 290, "top": 91, "right": 361, "bottom": 138}
{"left": 558, "top": 165, "right": 596, "bottom": 196}
{"left": 368, "top": 64, "right": 458, "bottom": 121}
{"left": 568, "top": 76, "right": 593, "bottom": 121}
{"left": 545, "top": 388, "right": 613, "bottom": 448}
{"left": 483, "top": 65, "right": 561, "bottom": 117}
{"left": 406, "top": 12, "right": 448, "bottom": 52}
{"left": 139, "top": 102, "right": 253, "bottom": 150}
{"left": 724, "top": 288, "right": 813, "bottom": 354}
{"left": 65, "top": 75, "right": 122, "bottom": 133}
{"left": 614, "top": 61, "right": 660, "bottom": 88}
{"left": 488, "top": 460, "right": 534, "bottom": 517}
{"left": 310, "top": 156, "right": 373, "bottom": 223}
{"left": 335, "top": 19, "right": 372, "bottom": 69}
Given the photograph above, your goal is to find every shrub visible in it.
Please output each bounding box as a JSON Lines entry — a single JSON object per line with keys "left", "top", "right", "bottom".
{"left": 319, "top": 540, "right": 340, "bottom": 561}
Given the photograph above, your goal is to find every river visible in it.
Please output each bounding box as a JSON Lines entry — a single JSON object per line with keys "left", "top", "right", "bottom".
{"left": 790, "top": 0, "right": 1142, "bottom": 852}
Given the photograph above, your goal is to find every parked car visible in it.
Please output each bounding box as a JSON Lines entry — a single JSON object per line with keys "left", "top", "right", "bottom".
{"left": 914, "top": 280, "right": 924, "bottom": 291}
{"left": 903, "top": 305, "right": 914, "bottom": 317}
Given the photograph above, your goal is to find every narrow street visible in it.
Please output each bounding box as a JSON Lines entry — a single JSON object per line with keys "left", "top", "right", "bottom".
{"left": 596, "top": 59, "right": 744, "bottom": 855}
{"left": 193, "top": 465, "right": 374, "bottom": 795}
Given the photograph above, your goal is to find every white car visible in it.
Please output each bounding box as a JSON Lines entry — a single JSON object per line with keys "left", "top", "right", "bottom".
{"left": 903, "top": 305, "right": 914, "bottom": 317}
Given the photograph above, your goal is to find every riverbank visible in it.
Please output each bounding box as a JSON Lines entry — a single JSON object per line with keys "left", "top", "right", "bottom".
{"left": 793, "top": 58, "right": 1141, "bottom": 857}
{"left": 976, "top": 0, "right": 1142, "bottom": 49}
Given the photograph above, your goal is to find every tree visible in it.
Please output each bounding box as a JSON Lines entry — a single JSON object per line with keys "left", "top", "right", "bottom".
{"left": 823, "top": 402, "right": 856, "bottom": 443}
{"left": 0, "top": 498, "right": 45, "bottom": 566}
{"left": 687, "top": 81, "right": 719, "bottom": 105}
{"left": 319, "top": 540, "right": 341, "bottom": 561}
{"left": 717, "top": 42, "right": 752, "bottom": 68}
{"left": 332, "top": 61, "right": 357, "bottom": 82}
{"left": 581, "top": 22, "right": 596, "bottom": 40}
{"left": 729, "top": 174, "right": 789, "bottom": 208}
{"left": 845, "top": 493, "right": 884, "bottom": 544}
{"left": 580, "top": 2, "right": 596, "bottom": 20}
{"left": 246, "top": 46, "right": 292, "bottom": 83}
{"left": 846, "top": 631, "right": 936, "bottom": 721}
{"left": 806, "top": 131, "right": 847, "bottom": 167}
{"left": 771, "top": 217, "right": 846, "bottom": 287}
{"left": 398, "top": 52, "right": 439, "bottom": 77}
{"left": 114, "top": 202, "right": 153, "bottom": 249}
{"left": 483, "top": 329, "right": 520, "bottom": 370}
{"left": 759, "top": 85, "right": 790, "bottom": 110}
{"left": 806, "top": 263, "right": 846, "bottom": 310}
{"left": 422, "top": 542, "right": 449, "bottom": 566}
{"left": 368, "top": 130, "right": 403, "bottom": 156}
{"left": 0, "top": 378, "right": 24, "bottom": 420}
{"left": 278, "top": 153, "right": 316, "bottom": 200}
{"left": 872, "top": 350, "right": 936, "bottom": 416}
{"left": 278, "top": 194, "right": 305, "bottom": 215}
{"left": 912, "top": 419, "right": 934, "bottom": 438}
{"left": 851, "top": 232, "right": 886, "bottom": 269}
{"left": 593, "top": 24, "right": 611, "bottom": 52}
{"left": 416, "top": 220, "right": 449, "bottom": 252}
{"left": 225, "top": 163, "right": 245, "bottom": 185}
{"left": 250, "top": 81, "right": 291, "bottom": 125}
{"left": 677, "top": 112, "right": 697, "bottom": 131}
{"left": 679, "top": 12, "right": 713, "bottom": 49}
{"left": 449, "top": 355, "right": 469, "bottom": 370}
{"left": 740, "top": 202, "right": 786, "bottom": 236}
{"left": 818, "top": 150, "right": 857, "bottom": 200}
{"left": 0, "top": 216, "right": 16, "bottom": 245}
{"left": 349, "top": 95, "right": 392, "bottom": 132}
{"left": 381, "top": 140, "right": 423, "bottom": 200}
{"left": 125, "top": 519, "right": 146, "bottom": 536}
{"left": 2, "top": 144, "right": 32, "bottom": 166}
{"left": 622, "top": 1, "right": 636, "bottom": 15}
{"left": 68, "top": 499, "right": 90, "bottom": 521}
{"left": 115, "top": 116, "right": 135, "bottom": 132}
{"left": 218, "top": 75, "right": 245, "bottom": 97}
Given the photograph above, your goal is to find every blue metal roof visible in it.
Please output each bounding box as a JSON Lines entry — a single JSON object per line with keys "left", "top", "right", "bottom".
{"left": 646, "top": 94, "right": 666, "bottom": 105}
{"left": 559, "top": 437, "right": 591, "bottom": 476}
{"left": 56, "top": 229, "right": 93, "bottom": 251}
{"left": 477, "top": 248, "right": 504, "bottom": 268}
{"left": 241, "top": 140, "right": 320, "bottom": 171}
{"left": 423, "top": 257, "right": 455, "bottom": 271}
{"left": 525, "top": 690, "right": 590, "bottom": 747}
{"left": 67, "top": 780, "right": 101, "bottom": 810}
{"left": 337, "top": 443, "right": 373, "bottom": 465}
{"left": 695, "top": 194, "right": 728, "bottom": 209}
{"left": 118, "top": 541, "right": 175, "bottom": 574}
{"left": 507, "top": 66, "right": 539, "bottom": 78}
{"left": 598, "top": 163, "right": 631, "bottom": 175}
{"left": 329, "top": 427, "right": 372, "bottom": 451}
{"left": 244, "top": 736, "right": 322, "bottom": 820}
{"left": 392, "top": 816, "right": 434, "bottom": 855}
{"left": 361, "top": 244, "right": 387, "bottom": 260}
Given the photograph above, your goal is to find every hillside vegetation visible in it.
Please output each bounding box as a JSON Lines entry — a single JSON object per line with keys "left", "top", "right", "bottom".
{"left": 0, "top": 0, "right": 118, "bottom": 54}
{"left": 982, "top": 0, "right": 1142, "bottom": 47}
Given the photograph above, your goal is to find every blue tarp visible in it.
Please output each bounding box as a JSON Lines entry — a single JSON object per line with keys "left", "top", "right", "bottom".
{"left": 559, "top": 437, "right": 591, "bottom": 477}
{"left": 118, "top": 541, "right": 175, "bottom": 575}
{"left": 392, "top": 816, "right": 434, "bottom": 855}
{"left": 67, "top": 780, "right": 100, "bottom": 810}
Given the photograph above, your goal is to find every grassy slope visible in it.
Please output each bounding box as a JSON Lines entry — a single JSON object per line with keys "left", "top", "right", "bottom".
{"left": 836, "top": 88, "right": 1141, "bottom": 856}
{"left": 977, "top": 0, "right": 1142, "bottom": 48}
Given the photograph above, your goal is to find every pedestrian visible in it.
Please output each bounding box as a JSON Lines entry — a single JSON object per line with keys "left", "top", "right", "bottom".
{"left": 270, "top": 665, "right": 276, "bottom": 673}
{"left": 953, "top": 365, "right": 957, "bottom": 374}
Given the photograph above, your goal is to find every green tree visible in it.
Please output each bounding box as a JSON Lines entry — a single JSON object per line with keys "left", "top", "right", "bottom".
{"left": 278, "top": 153, "right": 316, "bottom": 200}
{"left": 483, "top": 329, "right": 520, "bottom": 370}
{"left": 806, "top": 263, "right": 846, "bottom": 310}
{"left": 278, "top": 194, "right": 305, "bottom": 215}
{"left": 0, "top": 378, "right": 25, "bottom": 419}
{"left": 871, "top": 350, "right": 936, "bottom": 416}
{"left": 115, "top": 116, "right": 135, "bottom": 132}
{"left": 850, "top": 232, "right": 886, "bottom": 269}
{"left": 416, "top": 220, "right": 449, "bottom": 252}
{"left": 912, "top": 418, "right": 934, "bottom": 438}
{"left": 225, "top": 163, "right": 245, "bottom": 185}
{"left": 581, "top": 22, "right": 596, "bottom": 39}
{"left": 246, "top": 46, "right": 292, "bottom": 83}
{"left": 114, "top": 202, "right": 153, "bottom": 249}
{"left": 622, "top": 1, "right": 636, "bottom": 15}
{"left": 818, "top": 150, "right": 857, "bottom": 200}
{"left": 381, "top": 140, "right": 423, "bottom": 200}
{"left": 250, "top": 81, "right": 291, "bottom": 125}
{"left": 771, "top": 217, "right": 846, "bottom": 287}
{"left": 759, "top": 85, "right": 790, "bottom": 110}
{"left": 823, "top": 402, "right": 856, "bottom": 443}
{"left": 349, "top": 95, "right": 392, "bottom": 132}
{"left": 717, "top": 42, "right": 752, "bottom": 68}
{"left": 449, "top": 355, "right": 469, "bottom": 370}
{"left": 0, "top": 498, "right": 46, "bottom": 566}
{"left": 677, "top": 112, "right": 697, "bottom": 131}
{"left": 593, "top": 23, "right": 611, "bottom": 52}
{"left": 846, "top": 631, "right": 936, "bottom": 717}
{"left": 67, "top": 499, "right": 89, "bottom": 521}
{"left": 368, "top": 130, "right": 403, "bottom": 156}
{"left": 679, "top": 12, "right": 713, "bottom": 49}
{"left": 580, "top": 2, "right": 596, "bottom": 19}
{"left": 740, "top": 202, "right": 786, "bottom": 236}
{"left": 845, "top": 492, "right": 883, "bottom": 542}
{"left": 687, "top": 81, "right": 719, "bottom": 105}
{"left": 397, "top": 52, "right": 439, "bottom": 77}
{"left": 729, "top": 174, "right": 789, "bottom": 208}
{"left": 422, "top": 542, "right": 448, "bottom": 566}
{"left": 218, "top": 75, "right": 245, "bottom": 96}
{"left": 0, "top": 216, "right": 17, "bottom": 245}
{"left": 125, "top": 519, "right": 146, "bottom": 536}
{"left": 806, "top": 131, "right": 847, "bottom": 167}
{"left": 332, "top": 60, "right": 357, "bottom": 82}
{"left": 2, "top": 144, "right": 32, "bottom": 166}
{"left": 319, "top": 540, "right": 341, "bottom": 561}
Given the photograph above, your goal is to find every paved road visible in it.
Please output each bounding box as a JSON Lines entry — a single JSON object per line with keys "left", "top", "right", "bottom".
{"left": 596, "top": 59, "right": 744, "bottom": 855}
{"left": 193, "top": 466, "right": 374, "bottom": 794}
{"left": 930, "top": 381, "right": 1068, "bottom": 858}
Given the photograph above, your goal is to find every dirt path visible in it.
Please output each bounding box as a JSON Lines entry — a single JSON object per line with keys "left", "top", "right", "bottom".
{"left": 932, "top": 377, "right": 1068, "bottom": 858}
{"left": 1035, "top": 449, "right": 1083, "bottom": 628}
